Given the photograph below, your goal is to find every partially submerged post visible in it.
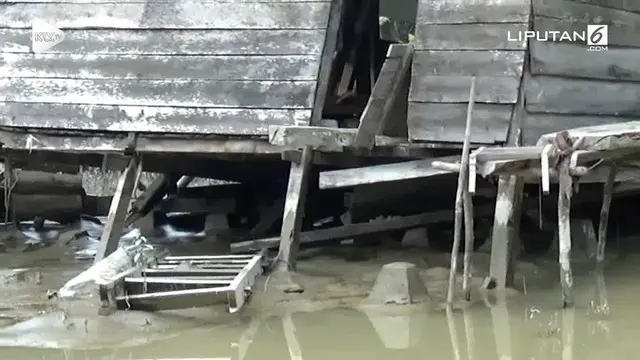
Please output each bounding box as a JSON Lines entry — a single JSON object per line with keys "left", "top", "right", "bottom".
{"left": 597, "top": 164, "right": 616, "bottom": 267}
{"left": 275, "top": 146, "right": 314, "bottom": 271}
{"left": 447, "top": 77, "right": 476, "bottom": 304}
{"left": 557, "top": 157, "right": 574, "bottom": 308}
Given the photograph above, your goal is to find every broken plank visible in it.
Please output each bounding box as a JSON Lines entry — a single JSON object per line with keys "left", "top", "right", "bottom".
{"left": 407, "top": 103, "right": 513, "bottom": 143}
{"left": 532, "top": 16, "right": 640, "bottom": 47}
{"left": 416, "top": 0, "right": 530, "bottom": 24}
{"left": 0, "top": 29, "right": 326, "bottom": 55}
{"left": 318, "top": 156, "right": 458, "bottom": 189}
{"left": 414, "top": 23, "right": 528, "bottom": 50}
{"left": 524, "top": 74, "right": 640, "bottom": 117}
{"left": 412, "top": 50, "right": 525, "bottom": 77}
{"left": 522, "top": 113, "right": 638, "bottom": 146}
{"left": 125, "top": 174, "right": 168, "bottom": 226}
{"left": 0, "top": 53, "right": 321, "bottom": 81}
{"left": 568, "top": 0, "right": 640, "bottom": 13}
{"left": 353, "top": 43, "right": 412, "bottom": 149}
{"left": 231, "top": 204, "right": 499, "bottom": 253}
{"left": 0, "top": 2, "right": 331, "bottom": 29}
{"left": 0, "top": 103, "right": 311, "bottom": 135}
{"left": 0, "top": 78, "right": 315, "bottom": 109}
{"left": 409, "top": 76, "right": 520, "bottom": 103}
{"left": 530, "top": 41, "right": 640, "bottom": 81}
{"left": 268, "top": 125, "right": 355, "bottom": 151}
{"left": 534, "top": 0, "right": 640, "bottom": 28}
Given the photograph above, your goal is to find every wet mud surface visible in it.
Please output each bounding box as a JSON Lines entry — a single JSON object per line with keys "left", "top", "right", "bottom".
{"left": 0, "top": 219, "right": 636, "bottom": 359}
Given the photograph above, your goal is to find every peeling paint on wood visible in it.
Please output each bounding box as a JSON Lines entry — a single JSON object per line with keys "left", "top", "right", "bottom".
{"left": 412, "top": 50, "right": 525, "bottom": 77}
{"left": 0, "top": 78, "right": 316, "bottom": 108}
{"left": 0, "top": 53, "right": 320, "bottom": 80}
{"left": 530, "top": 41, "right": 640, "bottom": 81}
{"left": 0, "top": 2, "right": 331, "bottom": 29}
{"left": 524, "top": 74, "right": 640, "bottom": 116}
{"left": 0, "top": 29, "right": 326, "bottom": 55}
{"left": 414, "top": 23, "right": 528, "bottom": 50}
{"left": 407, "top": 103, "right": 513, "bottom": 143}
{"left": 534, "top": 0, "right": 640, "bottom": 26}
{"left": 569, "top": 0, "right": 640, "bottom": 13}
{"left": 417, "top": 0, "right": 530, "bottom": 24}
{"left": 0, "top": 103, "right": 310, "bottom": 134}
{"left": 522, "top": 113, "right": 635, "bottom": 145}
{"left": 410, "top": 75, "right": 520, "bottom": 103}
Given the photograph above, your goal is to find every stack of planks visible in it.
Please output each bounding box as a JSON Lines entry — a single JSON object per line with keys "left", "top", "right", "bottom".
{"left": 524, "top": 0, "right": 640, "bottom": 145}
{"left": 0, "top": 0, "right": 336, "bottom": 137}
{"left": 407, "top": 0, "right": 530, "bottom": 145}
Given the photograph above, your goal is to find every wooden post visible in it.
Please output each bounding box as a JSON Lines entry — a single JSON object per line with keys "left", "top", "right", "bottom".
{"left": 597, "top": 164, "right": 616, "bottom": 267}
{"left": 462, "top": 183, "right": 475, "bottom": 301}
{"left": 447, "top": 77, "right": 476, "bottom": 304}
{"left": 94, "top": 154, "right": 141, "bottom": 264}
{"left": 276, "top": 146, "right": 313, "bottom": 271}
{"left": 557, "top": 159, "right": 574, "bottom": 308}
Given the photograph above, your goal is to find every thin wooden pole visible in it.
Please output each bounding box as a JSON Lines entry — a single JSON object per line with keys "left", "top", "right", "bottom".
{"left": 557, "top": 159, "right": 574, "bottom": 308}
{"left": 597, "top": 164, "right": 616, "bottom": 267}
{"left": 447, "top": 77, "right": 476, "bottom": 305}
{"left": 462, "top": 186, "right": 475, "bottom": 301}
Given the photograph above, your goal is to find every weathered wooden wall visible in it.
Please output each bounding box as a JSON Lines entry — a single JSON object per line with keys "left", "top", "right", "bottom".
{"left": 523, "top": 0, "right": 640, "bottom": 145}
{"left": 407, "top": 0, "right": 530, "bottom": 144}
{"left": 0, "top": 0, "right": 337, "bottom": 136}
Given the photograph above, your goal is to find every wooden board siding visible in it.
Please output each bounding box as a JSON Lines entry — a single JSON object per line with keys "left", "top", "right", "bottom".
{"left": 523, "top": 0, "right": 640, "bottom": 144}
{"left": 0, "top": 0, "right": 335, "bottom": 136}
{"left": 407, "top": 0, "right": 530, "bottom": 144}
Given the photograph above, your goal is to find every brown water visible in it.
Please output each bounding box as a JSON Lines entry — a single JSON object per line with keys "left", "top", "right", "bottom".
{"left": 1, "top": 250, "right": 639, "bottom": 360}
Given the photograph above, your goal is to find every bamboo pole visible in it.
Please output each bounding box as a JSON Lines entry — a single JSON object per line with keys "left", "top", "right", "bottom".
{"left": 446, "top": 77, "right": 476, "bottom": 305}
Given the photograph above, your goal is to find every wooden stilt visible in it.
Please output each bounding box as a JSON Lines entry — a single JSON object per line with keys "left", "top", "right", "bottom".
{"left": 276, "top": 146, "right": 313, "bottom": 271}
{"left": 447, "top": 77, "right": 476, "bottom": 304}
{"left": 597, "top": 164, "right": 616, "bottom": 266}
{"left": 462, "top": 187, "right": 475, "bottom": 301}
{"left": 557, "top": 159, "right": 574, "bottom": 308}
{"left": 94, "top": 154, "right": 141, "bottom": 264}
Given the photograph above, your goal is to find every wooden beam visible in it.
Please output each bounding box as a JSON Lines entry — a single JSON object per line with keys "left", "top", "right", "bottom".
{"left": 318, "top": 156, "right": 458, "bottom": 189}
{"left": 94, "top": 154, "right": 141, "bottom": 263}
{"left": 269, "top": 125, "right": 354, "bottom": 152}
{"left": 124, "top": 174, "right": 168, "bottom": 226}
{"left": 231, "top": 203, "right": 500, "bottom": 253}
{"left": 353, "top": 44, "right": 413, "bottom": 149}
{"left": 275, "top": 146, "right": 313, "bottom": 271}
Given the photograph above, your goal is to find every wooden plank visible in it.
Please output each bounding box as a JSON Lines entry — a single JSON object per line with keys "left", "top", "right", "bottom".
{"left": 521, "top": 113, "right": 631, "bottom": 146}
{"left": 0, "top": 103, "right": 310, "bottom": 134}
{"left": 532, "top": 16, "right": 640, "bottom": 47}
{"left": 0, "top": 2, "right": 331, "bottom": 29}
{"left": 268, "top": 125, "right": 355, "bottom": 151}
{"left": 0, "top": 29, "right": 326, "bottom": 55}
{"left": 309, "top": 0, "right": 342, "bottom": 125}
{"left": 568, "top": 0, "right": 640, "bottom": 13}
{"left": 535, "top": 0, "right": 640, "bottom": 26}
{"left": 354, "top": 44, "right": 412, "bottom": 149}
{"left": 318, "top": 156, "right": 458, "bottom": 189}
{"left": 0, "top": 78, "right": 315, "bottom": 108}
{"left": 412, "top": 50, "right": 525, "bottom": 77}
{"left": 417, "top": 0, "right": 530, "bottom": 24}
{"left": 0, "top": 53, "right": 320, "bottom": 80}
{"left": 524, "top": 74, "right": 640, "bottom": 116}
{"left": 407, "top": 103, "right": 513, "bottom": 143}
{"left": 530, "top": 41, "right": 640, "bottom": 81}
{"left": 409, "top": 75, "right": 520, "bottom": 103}
{"left": 12, "top": 0, "right": 328, "bottom": 2}
{"left": 414, "top": 23, "right": 528, "bottom": 50}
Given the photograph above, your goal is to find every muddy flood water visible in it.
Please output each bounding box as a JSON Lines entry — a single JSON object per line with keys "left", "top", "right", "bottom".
{"left": 0, "top": 222, "right": 637, "bottom": 360}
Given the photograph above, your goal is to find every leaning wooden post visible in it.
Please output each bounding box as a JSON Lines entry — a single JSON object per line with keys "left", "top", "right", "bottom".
{"left": 597, "top": 163, "right": 616, "bottom": 267}
{"left": 276, "top": 146, "right": 313, "bottom": 271}
{"left": 557, "top": 158, "right": 574, "bottom": 308}
{"left": 446, "top": 77, "right": 476, "bottom": 305}
{"left": 94, "top": 154, "right": 141, "bottom": 264}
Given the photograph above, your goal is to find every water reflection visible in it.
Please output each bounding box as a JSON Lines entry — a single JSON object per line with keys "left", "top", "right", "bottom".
{"left": 0, "top": 265, "right": 626, "bottom": 360}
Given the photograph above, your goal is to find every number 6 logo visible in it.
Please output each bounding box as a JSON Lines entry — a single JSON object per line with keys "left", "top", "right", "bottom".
{"left": 587, "top": 25, "right": 608, "bottom": 46}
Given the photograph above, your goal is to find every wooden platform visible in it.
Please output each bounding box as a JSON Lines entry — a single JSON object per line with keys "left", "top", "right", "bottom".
{"left": 0, "top": 0, "right": 339, "bottom": 140}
